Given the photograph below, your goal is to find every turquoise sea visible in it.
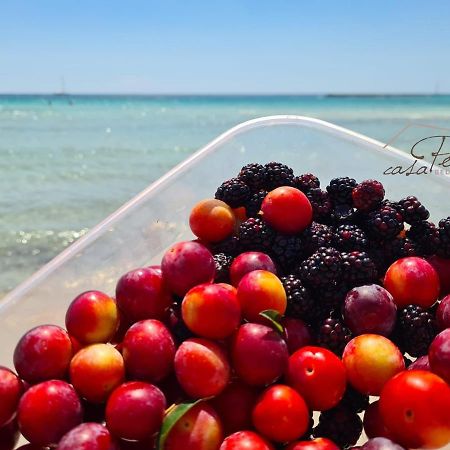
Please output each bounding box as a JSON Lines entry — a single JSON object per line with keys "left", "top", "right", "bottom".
{"left": 1, "top": 94, "right": 450, "bottom": 297}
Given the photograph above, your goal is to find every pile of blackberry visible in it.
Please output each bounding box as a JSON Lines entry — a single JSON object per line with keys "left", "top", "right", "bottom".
{"left": 210, "top": 161, "right": 448, "bottom": 445}
{"left": 212, "top": 162, "right": 446, "bottom": 357}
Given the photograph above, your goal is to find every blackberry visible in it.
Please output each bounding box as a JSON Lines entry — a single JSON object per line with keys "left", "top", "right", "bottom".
{"left": 438, "top": 217, "right": 450, "bottom": 258}
{"left": 364, "top": 205, "right": 404, "bottom": 241}
{"left": 238, "top": 163, "right": 267, "bottom": 190}
{"left": 326, "top": 177, "right": 357, "bottom": 205}
{"left": 314, "top": 406, "right": 363, "bottom": 448}
{"left": 352, "top": 179, "right": 385, "bottom": 212}
{"left": 306, "top": 188, "right": 333, "bottom": 223}
{"left": 294, "top": 173, "right": 320, "bottom": 193}
{"left": 407, "top": 221, "right": 440, "bottom": 256}
{"left": 397, "top": 196, "right": 430, "bottom": 225}
{"left": 380, "top": 236, "right": 417, "bottom": 267}
{"left": 396, "top": 305, "right": 438, "bottom": 357}
{"left": 244, "top": 190, "right": 267, "bottom": 218}
{"left": 263, "top": 161, "right": 295, "bottom": 190}
{"left": 270, "top": 233, "right": 302, "bottom": 273}
{"left": 333, "top": 224, "right": 368, "bottom": 252}
{"left": 313, "top": 281, "right": 349, "bottom": 314}
{"left": 215, "top": 178, "right": 251, "bottom": 208}
{"left": 317, "top": 316, "right": 352, "bottom": 356}
{"left": 238, "top": 217, "right": 274, "bottom": 251}
{"left": 341, "top": 251, "right": 378, "bottom": 287}
{"left": 339, "top": 386, "right": 370, "bottom": 413}
{"left": 301, "top": 222, "right": 333, "bottom": 257}
{"left": 211, "top": 235, "right": 240, "bottom": 257}
{"left": 213, "top": 253, "right": 233, "bottom": 283}
{"left": 281, "top": 274, "right": 316, "bottom": 321}
{"left": 300, "top": 247, "right": 342, "bottom": 288}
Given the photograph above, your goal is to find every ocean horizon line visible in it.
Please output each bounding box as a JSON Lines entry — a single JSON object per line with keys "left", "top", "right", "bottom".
{"left": 0, "top": 92, "right": 449, "bottom": 98}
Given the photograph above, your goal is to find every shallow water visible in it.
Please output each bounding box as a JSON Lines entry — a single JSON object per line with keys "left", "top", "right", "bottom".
{"left": 1, "top": 94, "right": 450, "bottom": 297}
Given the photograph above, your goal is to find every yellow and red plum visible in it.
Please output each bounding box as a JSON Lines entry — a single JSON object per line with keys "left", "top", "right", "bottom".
{"left": 122, "top": 319, "right": 175, "bottom": 383}
{"left": 66, "top": 290, "right": 119, "bottom": 345}
{"left": 261, "top": 187, "right": 313, "bottom": 234}
{"left": 0, "top": 367, "right": 23, "bottom": 427}
{"left": 174, "top": 338, "right": 230, "bottom": 398}
{"left": 14, "top": 325, "right": 73, "bottom": 384}
{"left": 57, "top": 423, "right": 118, "bottom": 450}
{"left": 428, "top": 329, "right": 450, "bottom": 383}
{"left": 17, "top": 380, "right": 83, "bottom": 446}
{"left": 116, "top": 267, "right": 173, "bottom": 323}
{"left": 106, "top": 381, "right": 166, "bottom": 441}
{"left": 182, "top": 283, "right": 241, "bottom": 339}
{"left": 162, "top": 241, "right": 216, "bottom": 296}
{"left": 189, "top": 199, "right": 236, "bottom": 243}
{"left": 70, "top": 344, "right": 125, "bottom": 403}
{"left": 252, "top": 384, "right": 309, "bottom": 443}
{"left": 286, "top": 346, "right": 346, "bottom": 411}
{"left": 384, "top": 257, "right": 440, "bottom": 308}
{"left": 219, "top": 431, "right": 274, "bottom": 450}
{"left": 237, "top": 270, "right": 286, "bottom": 322}
{"left": 343, "top": 334, "right": 405, "bottom": 395}
{"left": 231, "top": 323, "right": 288, "bottom": 386}
{"left": 163, "top": 402, "right": 223, "bottom": 450}
{"left": 286, "top": 438, "right": 340, "bottom": 450}
{"left": 230, "top": 252, "right": 277, "bottom": 287}
{"left": 344, "top": 285, "right": 397, "bottom": 336}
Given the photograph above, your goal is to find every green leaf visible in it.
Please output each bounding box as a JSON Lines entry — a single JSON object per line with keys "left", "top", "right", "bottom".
{"left": 157, "top": 399, "right": 204, "bottom": 450}
{"left": 259, "top": 309, "right": 284, "bottom": 334}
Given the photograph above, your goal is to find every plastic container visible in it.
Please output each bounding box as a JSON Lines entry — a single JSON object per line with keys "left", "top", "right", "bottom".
{"left": 1, "top": 115, "right": 449, "bottom": 447}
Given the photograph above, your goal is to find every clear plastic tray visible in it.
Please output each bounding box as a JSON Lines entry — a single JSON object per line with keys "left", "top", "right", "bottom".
{"left": 2, "top": 116, "right": 449, "bottom": 447}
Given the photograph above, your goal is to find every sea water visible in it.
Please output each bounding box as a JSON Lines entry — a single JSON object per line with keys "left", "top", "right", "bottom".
{"left": 1, "top": 94, "right": 450, "bottom": 297}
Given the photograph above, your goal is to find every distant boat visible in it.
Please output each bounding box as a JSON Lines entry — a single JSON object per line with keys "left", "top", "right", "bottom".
{"left": 53, "top": 76, "right": 73, "bottom": 104}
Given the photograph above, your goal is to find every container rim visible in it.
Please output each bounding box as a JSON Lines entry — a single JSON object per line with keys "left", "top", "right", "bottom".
{"left": 1, "top": 114, "right": 445, "bottom": 307}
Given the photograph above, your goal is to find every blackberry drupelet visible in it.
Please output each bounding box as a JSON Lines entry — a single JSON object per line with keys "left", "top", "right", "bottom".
{"left": 238, "top": 163, "right": 267, "bottom": 190}
{"left": 299, "top": 247, "right": 342, "bottom": 288}
{"left": 341, "top": 251, "right": 378, "bottom": 287}
{"left": 306, "top": 188, "right": 333, "bottom": 223}
{"left": 326, "top": 177, "right": 357, "bottom": 205}
{"left": 281, "top": 274, "right": 316, "bottom": 321}
{"left": 301, "top": 222, "right": 333, "bottom": 257}
{"left": 396, "top": 305, "right": 438, "bottom": 357}
{"left": 364, "top": 205, "right": 404, "bottom": 241}
{"left": 238, "top": 217, "right": 275, "bottom": 251}
{"left": 317, "top": 316, "right": 352, "bottom": 356}
{"left": 352, "top": 179, "right": 385, "bottom": 212}
{"left": 270, "top": 233, "right": 302, "bottom": 273}
{"left": 263, "top": 161, "right": 295, "bottom": 190}
{"left": 333, "top": 224, "right": 368, "bottom": 252}
{"left": 397, "top": 196, "right": 430, "bottom": 225}
{"left": 215, "top": 178, "right": 251, "bottom": 208}
{"left": 438, "top": 217, "right": 450, "bottom": 258}
{"left": 213, "top": 253, "right": 233, "bottom": 283}
{"left": 294, "top": 173, "right": 320, "bottom": 193}
{"left": 314, "top": 406, "right": 363, "bottom": 448}
{"left": 244, "top": 190, "right": 267, "bottom": 218}
{"left": 211, "top": 235, "right": 241, "bottom": 257}
{"left": 407, "top": 221, "right": 440, "bottom": 256}
{"left": 339, "top": 386, "right": 370, "bottom": 414}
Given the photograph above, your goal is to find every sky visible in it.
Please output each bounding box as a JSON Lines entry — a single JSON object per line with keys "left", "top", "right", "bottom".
{"left": 1, "top": 1, "right": 450, "bottom": 94}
